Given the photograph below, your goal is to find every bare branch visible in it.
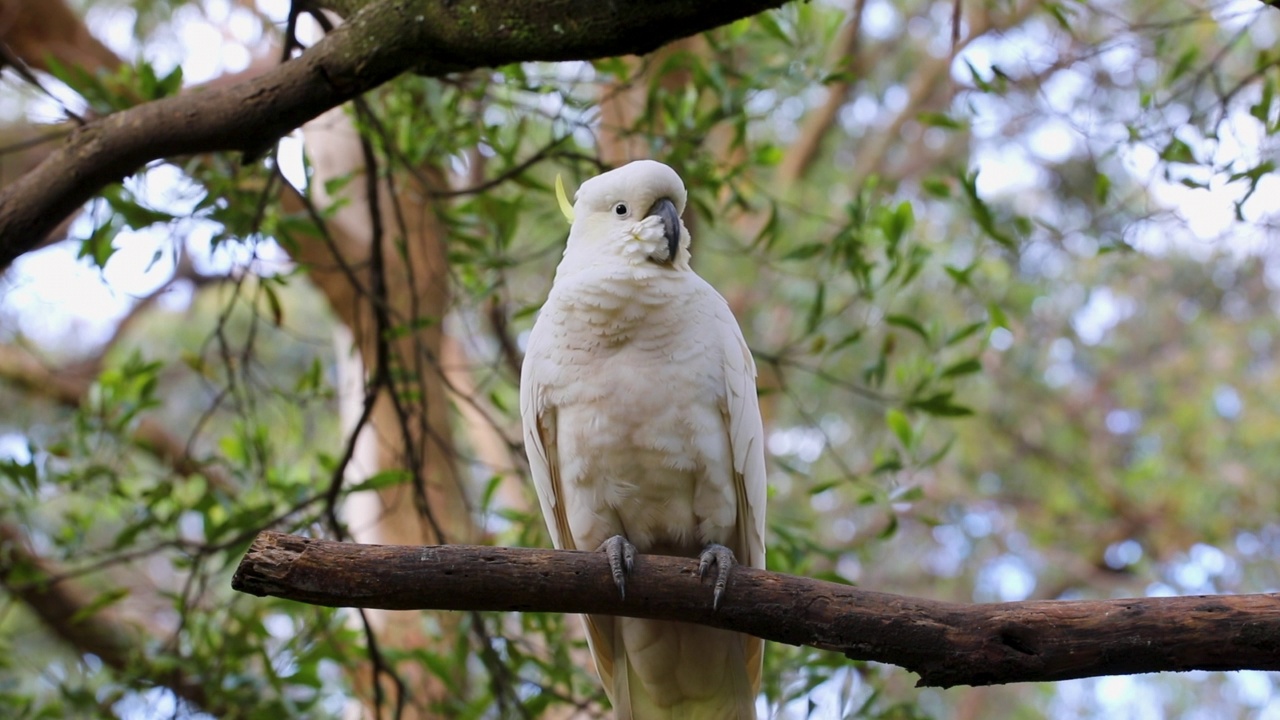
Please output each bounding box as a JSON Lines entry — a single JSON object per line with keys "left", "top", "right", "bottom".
{"left": 0, "top": 0, "right": 792, "bottom": 270}
{"left": 233, "top": 531, "right": 1280, "bottom": 689}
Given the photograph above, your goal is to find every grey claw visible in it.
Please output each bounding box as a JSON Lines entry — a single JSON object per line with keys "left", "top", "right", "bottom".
{"left": 698, "top": 543, "right": 737, "bottom": 610}
{"left": 598, "top": 535, "right": 637, "bottom": 599}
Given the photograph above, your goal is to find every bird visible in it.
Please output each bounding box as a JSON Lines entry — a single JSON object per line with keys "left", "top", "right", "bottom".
{"left": 520, "top": 160, "right": 767, "bottom": 719}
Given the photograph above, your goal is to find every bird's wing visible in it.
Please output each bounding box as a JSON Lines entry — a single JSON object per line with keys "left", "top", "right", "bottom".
{"left": 717, "top": 298, "right": 767, "bottom": 570}
{"left": 717, "top": 297, "right": 768, "bottom": 694}
{"left": 520, "top": 344, "right": 619, "bottom": 698}
{"left": 520, "top": 348, "right": 575, "bottom": 552}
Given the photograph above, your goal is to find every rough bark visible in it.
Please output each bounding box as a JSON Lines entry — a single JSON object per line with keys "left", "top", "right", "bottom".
{"left": 234, "top": 531, "right": 1280, "bottom": 689}
{"left": 0, "top": 0, "right": 792, "bottom": 269}
{"left": 0, "top": 0, "right": 125, "bottom": 246}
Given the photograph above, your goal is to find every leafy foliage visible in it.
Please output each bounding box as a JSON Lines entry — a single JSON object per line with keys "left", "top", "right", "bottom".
{"left": 2, "top": 0, "right": 1280, "bottom": 717}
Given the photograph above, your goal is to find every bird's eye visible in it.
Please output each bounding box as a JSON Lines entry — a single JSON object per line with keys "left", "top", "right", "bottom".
{"left": 613, "top": 203, "right": 629, "bottom": 217}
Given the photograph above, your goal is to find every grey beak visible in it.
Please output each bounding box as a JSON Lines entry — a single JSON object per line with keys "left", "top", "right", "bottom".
{"left": 646, "top": 197, "right": 681, "bottom": 263}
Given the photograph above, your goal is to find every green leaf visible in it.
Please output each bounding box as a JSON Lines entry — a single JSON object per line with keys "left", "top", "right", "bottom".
{"left": 111, "top": 519, "right": 151, "bottom": 551}
{"left": 886, "top": 408, "right": 913, "bottom": 449}
{"left": 921, "top": 177, "right": 952, "bottom": 198}
{"left": 104, "top": 185, "right": 176, "bottom": 229}
{"left": 1250, "top": 76, "right": 1275, "bottom": 129}
{"left": 347, "top": 469, "right": 411, "bottom": 493}
{"left": 1160, "top": 138, "right": 1196, "bottom": 164}
{"left": 754, "top": 12, "right": 791, "bottom": 45}
{"left": 908, "top": 392, "right": 974, "bottom": 417}
{"left": 891, "top": 485, "right": 925, "bottom": 502}
{"left": 1043, "top": 1, "right": 1074, "bottom": 29}
{"left": 480, "top": 474, "right": 505, "bottom": 513}
{"left": 1094, "top": 172, "right": 1111, "bottom": 204}
{"left": 885, "top": 314, "right": 928, "bottom": 342}
{"left": 262, "top": 283, "right": 285, "bottom": 326}
{"left": 960, "top": 171, "right": 1016, "bottom": 249}
{"left": 753, "top": 202, "right": 781, "bottom": 249}
{"left": 878, "top": 513, "right": 899, "bottom": 538}
{"left": 1169, "top": 47, "right": 1199, "bottom": 83}
{"left": 941, "top": 357, "right": 982, "bottom": 378}
{"left": 70, "top": 588, "right": 130, "bottom": 624}
{"left": 755, "top": 144, "right": 783, "bottom": 166}
{"left": 157, "top": 65, "right": 184, "bottom": 98}
{"left": 830, "top": 329, "right": 864, "bottom": 352}
{"left": 0, "top": 455, "right": 39, "bottom": 494}
{"left": 79, "top": 219, "right": 119, "bottom": 268}
{"left": 918, "top": 112, "right": 963, "bottom": 130}
{"left": 944, "top": 263, "right": 975, "bottom": 288}
{"left": 920, "top": 436, "right": 957, "bottom": 467}
{"left": 987, "top": 303, "right": 1010, "bottom": 329}
{"left": 805, "top": 282, "right": 826, "bottom": 334}
{"left": 782, "top": 242, "right": 826, "bottom": 261}
{"left": 808, "top": 479, "right": 841, "bottom": 495}
{"left": 883, "top": 201, "right": 914, "bottom": 247}
{"left": 873, "top": 449, "right": 903, "bottom": 476}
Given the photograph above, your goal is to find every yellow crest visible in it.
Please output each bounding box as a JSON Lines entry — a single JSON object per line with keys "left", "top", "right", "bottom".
{"left": 555, "top": 174, "right": 575, "bottom": 225}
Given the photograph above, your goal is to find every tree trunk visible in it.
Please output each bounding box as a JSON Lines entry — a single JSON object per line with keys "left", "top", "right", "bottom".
{"left": 292, "top": 105, "right": 475, "bottom": 718}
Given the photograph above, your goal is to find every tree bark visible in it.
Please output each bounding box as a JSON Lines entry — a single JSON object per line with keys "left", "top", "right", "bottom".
{"left": 0, "top": 0, "right": 791, "bottom": 269}
{"left": 233, "top": 531, "right": 1280, "bottom": 690}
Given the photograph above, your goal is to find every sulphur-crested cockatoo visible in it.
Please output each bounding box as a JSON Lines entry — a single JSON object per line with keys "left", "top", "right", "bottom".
{"left": 521, "top": 160, "right": 767, "bottom": 719}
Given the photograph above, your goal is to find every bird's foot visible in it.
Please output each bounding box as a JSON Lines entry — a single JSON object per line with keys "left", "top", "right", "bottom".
{"left": 698, "top": 543, "right": 737, "bottom": 610}
{"left": 597, "top": 535, "right": 637, "bottom": 600}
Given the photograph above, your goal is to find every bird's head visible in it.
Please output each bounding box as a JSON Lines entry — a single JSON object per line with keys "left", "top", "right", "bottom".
{"left": 560, "top": 160, "right": 690, "bottom": 271}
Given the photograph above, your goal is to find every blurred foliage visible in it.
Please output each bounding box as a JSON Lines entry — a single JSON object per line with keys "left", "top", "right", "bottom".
{"left": 3, "top": 0, "right": 1280, "bottom": 717}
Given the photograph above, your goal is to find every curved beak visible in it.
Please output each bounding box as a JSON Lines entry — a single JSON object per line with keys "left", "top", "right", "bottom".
{"left": 646, "top": 197, "right": 681, "bottom": 263}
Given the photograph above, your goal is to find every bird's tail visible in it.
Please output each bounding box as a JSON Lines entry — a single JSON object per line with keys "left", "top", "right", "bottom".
{"left": 592, "top": 616, "right": 757, "bottom": 720}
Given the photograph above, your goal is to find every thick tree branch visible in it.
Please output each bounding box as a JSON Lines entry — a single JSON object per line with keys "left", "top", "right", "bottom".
{"left": 0, "top": 0, "right": 790, "bottom": 270}
{"left": 233, "top": 531, "right": 1280, "bottom": 689}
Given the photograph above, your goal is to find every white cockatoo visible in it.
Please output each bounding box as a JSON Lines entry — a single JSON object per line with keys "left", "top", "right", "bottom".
{"left": 520, "top": 160, "right": 767, "bottom": 719}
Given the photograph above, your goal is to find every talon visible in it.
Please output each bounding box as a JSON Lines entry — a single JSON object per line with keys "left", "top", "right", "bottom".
{"left": 698, "top": 543, "right": 737, "bottom": 610}
{"left": 598, "top": 535, "right": 637, "bottom": 599}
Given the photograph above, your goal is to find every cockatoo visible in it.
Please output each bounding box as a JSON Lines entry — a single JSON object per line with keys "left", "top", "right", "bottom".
{"left": 520, "top": 160, "right": 767, "bottom": 719}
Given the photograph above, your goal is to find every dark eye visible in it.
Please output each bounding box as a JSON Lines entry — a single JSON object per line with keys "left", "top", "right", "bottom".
{"left": 613, "top": 203, "right": 629, "bottom": 217}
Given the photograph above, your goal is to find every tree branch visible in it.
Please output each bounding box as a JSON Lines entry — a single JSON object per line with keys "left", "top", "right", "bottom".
{"left": 233, "top": 531, "right": 1280, "bottom": 689}
{"left": 0, "top": 0, "right": 790, "bottom": 271}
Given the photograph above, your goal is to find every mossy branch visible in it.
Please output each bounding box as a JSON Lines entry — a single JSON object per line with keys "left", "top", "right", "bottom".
{"left": 0, "top": 0, "right": 790, "bottom": 268}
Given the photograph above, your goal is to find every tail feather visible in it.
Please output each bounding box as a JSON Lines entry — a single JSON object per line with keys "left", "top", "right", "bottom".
{"left": 585, "top": 614, "right": 757, "bottom": 720}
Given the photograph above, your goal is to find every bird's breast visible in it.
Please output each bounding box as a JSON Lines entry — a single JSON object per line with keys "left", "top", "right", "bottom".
{"left": 532, "top": 275, "right": 735, "bottom": 554}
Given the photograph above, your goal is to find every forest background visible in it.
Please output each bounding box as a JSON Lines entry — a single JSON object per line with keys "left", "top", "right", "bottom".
{"left": 2, "top": 0, "right": 1280, "bottom": 717}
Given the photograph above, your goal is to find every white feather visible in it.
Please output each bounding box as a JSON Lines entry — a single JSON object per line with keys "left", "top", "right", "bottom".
{"left": 521, "top": 161, "right": 766, "bottom": 719}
